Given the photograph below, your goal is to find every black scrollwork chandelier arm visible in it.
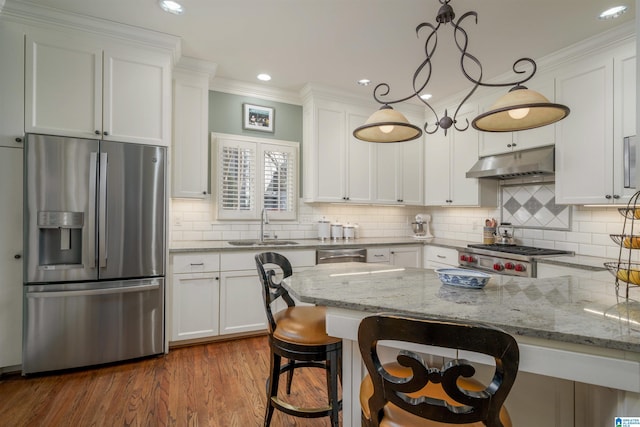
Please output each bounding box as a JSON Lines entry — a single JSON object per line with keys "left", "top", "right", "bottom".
{"left": 366, "top": 0, "right": 540, "bottom": 136}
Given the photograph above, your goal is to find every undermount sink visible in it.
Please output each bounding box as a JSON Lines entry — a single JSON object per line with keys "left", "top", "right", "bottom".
{"left": 227, "top": 240, "right": 299, "bottom": 246}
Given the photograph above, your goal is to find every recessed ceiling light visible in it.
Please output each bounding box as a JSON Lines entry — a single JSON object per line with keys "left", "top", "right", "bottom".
{"left": 159, "top": 0, "right": 184, "bottom": 15}
{"left": 257, "top": 73, "right": 271, "bottom": 82}
{"left": 598, "top": 5, "right": 627, "bottom": 19}
{"left": 357, "top": 79, "right": 371, "bottom": 86}
{"left": 420, "top": 93, "right": 432, "bottom": 100}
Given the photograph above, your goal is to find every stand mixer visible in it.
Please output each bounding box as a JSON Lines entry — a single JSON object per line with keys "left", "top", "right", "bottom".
{"left": 411, "top": 214, "right": 433, "bottom": 239}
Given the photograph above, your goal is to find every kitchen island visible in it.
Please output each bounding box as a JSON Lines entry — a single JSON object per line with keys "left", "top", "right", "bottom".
{"left": 282, "top": 263, "right": 640, "bottom": 427}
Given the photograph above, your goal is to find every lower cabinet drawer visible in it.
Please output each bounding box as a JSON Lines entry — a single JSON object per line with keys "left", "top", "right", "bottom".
{"left": 173, "top": 253, "right": 220, "bottom": 273}
{"left": 367, "top": 247, "right": 390, "bottom": 263}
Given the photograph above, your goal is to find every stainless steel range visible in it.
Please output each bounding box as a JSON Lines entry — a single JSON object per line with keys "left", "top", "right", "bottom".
{"left": 458, "top": 244, "right": 573, "bottom": 277}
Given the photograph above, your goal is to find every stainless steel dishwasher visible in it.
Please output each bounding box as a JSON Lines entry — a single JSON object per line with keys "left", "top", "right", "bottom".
{"left": 316, "top": 248, "right": 367, "bottom": 264}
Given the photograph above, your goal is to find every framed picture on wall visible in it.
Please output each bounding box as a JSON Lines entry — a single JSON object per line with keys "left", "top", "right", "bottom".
{"left": 243, "top": 103, "right": 275, "bottom": 133}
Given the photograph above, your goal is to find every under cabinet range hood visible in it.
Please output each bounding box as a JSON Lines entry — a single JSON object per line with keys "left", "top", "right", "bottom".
{"left": 466, "top": 145, "right": 555, "bottom": 179}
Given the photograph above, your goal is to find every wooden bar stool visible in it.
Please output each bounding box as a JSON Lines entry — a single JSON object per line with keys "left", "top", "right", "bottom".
{"left": 255, "top": 252, "right": 342, "bottom": 427}
{"left": 358, "top": 314, "right": 519, "bottom": 427}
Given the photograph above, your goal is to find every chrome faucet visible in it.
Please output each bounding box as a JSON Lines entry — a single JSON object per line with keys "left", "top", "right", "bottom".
{"left": 260, "top": 208, "right": 270, "bottom": 242}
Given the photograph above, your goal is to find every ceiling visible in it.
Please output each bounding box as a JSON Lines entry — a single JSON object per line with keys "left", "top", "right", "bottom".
{"left": 11, "top": 0, "right": 636, "bottom": 104}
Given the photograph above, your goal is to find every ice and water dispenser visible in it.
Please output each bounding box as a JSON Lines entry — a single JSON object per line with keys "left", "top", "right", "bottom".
{"left": 37, "top": 211, "right": 84, "bottom": 269}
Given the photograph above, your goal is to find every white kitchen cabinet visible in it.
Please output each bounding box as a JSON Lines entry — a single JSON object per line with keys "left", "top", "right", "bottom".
{"left": 424, "top": 105, "right": 498, "bottom": 206}
{"left": 219, "top": 250, "right": 315, "bottom": 335}
{"left": 171, "top": 253, "right": 221, "bottom": 342}
{"left": 0, "top": 20, "right": 25, "bottom": 149}
{"left": 478, "top": 77, "right": 556, "bottom": 156}
{"left": 555, "top": 41, "right": 636, "bottom": 205}
{"left": 366, "top": 247, "right": 390, "bottom": 264}
{"left": 424, "top": 246, "right": 459, "bottom": 269}
{"left": 172, "top": 60, "right": 215, "bottom": 198}
{"left": 390, "top": 246, "right": 423, "bottom": 268}
{"left": 25, "top": 27, "right": 171, "bottom": 146}
{"left": 367, "top": 246, "right": 422, "bottom": 267}
{"left": 302, "top": 88, "right": 425, "bottom": 205}
{"left": 376, "top": 137, "right": 424, "bottom": 205}
{"left": 219, "top": 269, "right": 267, "bottom": 335}
{"left": 0, "top": 147, "right": 23, "bottom": 370}
{"left": 304, "top": 103, "right": 375, "bottom": 203}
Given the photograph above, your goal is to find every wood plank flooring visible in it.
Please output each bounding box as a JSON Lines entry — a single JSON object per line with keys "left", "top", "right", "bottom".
{"left": 0, "top": 336, "right": 342, "bottom": 426}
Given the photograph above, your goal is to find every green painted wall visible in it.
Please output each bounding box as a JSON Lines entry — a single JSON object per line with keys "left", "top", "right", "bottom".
{"left": 208, "top": 91, "right": 302, "bottom": 142}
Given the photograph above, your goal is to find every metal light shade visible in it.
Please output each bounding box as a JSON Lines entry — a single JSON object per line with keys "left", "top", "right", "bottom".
{"left": 353, "top": 105, "right": 422, "bottom": 143}
{"left": 472, "top": 86, "right": 570, "bottom": 132}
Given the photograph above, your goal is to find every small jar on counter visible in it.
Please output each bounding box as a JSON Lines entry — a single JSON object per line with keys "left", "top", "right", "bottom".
{"left": 343, "top": 223, "right": 355, "bottom": 240}
{"left": 330, "top": 222, "right": 343, "bottom": 240}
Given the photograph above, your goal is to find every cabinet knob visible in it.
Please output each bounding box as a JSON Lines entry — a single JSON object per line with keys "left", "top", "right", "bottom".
{"left": 103, "top": 131, "right": 109, "bottom": 136}
{"left": 507, "top": 143, "right": 512, "bottom": 148}
{"left": 605, "top": 194, "right": 612, "bottom": 199}
{"left": 95, "top": 130, "right": 100, "bottom": 135}
{"left": 613, "top": 194, "right": 620, "bottom": 199}
{"left": 397, "top": 199, "right": 403, "bottom": 203}
{"left": 14, "top": 254, "right": 21, "bottom": 259}
{"left": 15, "top": 137, "right": 23, "bottom": 143}
{"left": 202, "top": 191, "right": 207, "bottom": 195}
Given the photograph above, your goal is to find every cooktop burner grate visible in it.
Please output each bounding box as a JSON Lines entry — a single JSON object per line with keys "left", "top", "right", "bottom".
{"left": 467, "top": 244, "right": 572, "bottom": 256}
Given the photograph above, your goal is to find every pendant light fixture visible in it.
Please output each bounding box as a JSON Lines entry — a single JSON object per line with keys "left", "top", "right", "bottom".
{"left": 353, "top": 0, "right": 570, "bottom": 143}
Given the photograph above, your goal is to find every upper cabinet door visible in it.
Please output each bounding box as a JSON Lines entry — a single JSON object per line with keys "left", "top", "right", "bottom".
{"left": 172, "top": 69, "right": 210, "bottom": 198}
{"left": 347, "top": 112, "right": 375, "bottom": 203}
{"left": 0, "top": 20, "right": 25, "bottom": 148}
{"left": 555, "top": 52, "right": 614, "bottom": 205}
{"left": 25, "top": 28, "right": 102, "bottom": 139}
{"left": 103, "top": 45, "right": 171, "bottom": 146}
{"left": 25, "top": 27, "right": 171, "bottom": 146}
{"left": 314, "top": 107, "right": 347, "bottom": 202}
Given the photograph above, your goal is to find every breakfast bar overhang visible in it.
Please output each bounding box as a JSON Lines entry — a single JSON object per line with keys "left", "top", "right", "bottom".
{"left": 282, "top": 262, "right": 640, "bottom": 427}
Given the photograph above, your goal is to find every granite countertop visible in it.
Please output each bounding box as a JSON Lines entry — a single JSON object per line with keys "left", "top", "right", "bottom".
{"left": 169, "top": 237, "right": 449, "bottom": 253}
{"left": 282, "top": 262, "right": 640, "bottom": 354}
{"left": 169, "top": 237, "right": 613, "bottom": 272}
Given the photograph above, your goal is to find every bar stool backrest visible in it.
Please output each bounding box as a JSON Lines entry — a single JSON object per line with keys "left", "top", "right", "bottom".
{"left": 255, "top": 252, "right": 295, "bottom": 334}
{"left": 358, "top": 314, "right": 519, "bottom": 427}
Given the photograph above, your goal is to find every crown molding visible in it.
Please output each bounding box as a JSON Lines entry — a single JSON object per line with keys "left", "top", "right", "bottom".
{"left": 0, "top": 0, "right": 181, "bottom": 61}
{"left": 175, "top": 57, "right": 218, "bottom": 78}
{"left": 300, "top": 83, "right": 426, "bottom": 116}
{"left": 210, "top": 77, "right": 302, "bottom": 105}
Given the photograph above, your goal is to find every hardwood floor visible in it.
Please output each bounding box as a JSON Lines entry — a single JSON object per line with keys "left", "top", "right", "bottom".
{"left": 0, "top": 336, "right": 342, "bottom": 426}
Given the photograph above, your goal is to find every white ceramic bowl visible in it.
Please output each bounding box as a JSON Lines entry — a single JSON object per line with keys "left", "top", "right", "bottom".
{"left": 434, "top": 268, "right": 491, "bottom": 289}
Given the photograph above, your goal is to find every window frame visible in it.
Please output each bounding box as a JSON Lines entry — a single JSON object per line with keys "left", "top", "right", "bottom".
{"left": 212, "top": 133, "right": 299, "bottom": 221}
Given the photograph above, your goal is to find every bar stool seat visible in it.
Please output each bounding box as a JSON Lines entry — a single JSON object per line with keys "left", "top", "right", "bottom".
{"left": 255, "top": 252, "right": 342, "bottom": 427}
{"left": 273, "top": 306, "right": 341, "bottom": 346}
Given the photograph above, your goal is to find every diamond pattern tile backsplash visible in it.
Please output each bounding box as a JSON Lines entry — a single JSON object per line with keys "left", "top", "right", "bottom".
{"left": 501, "top": 183, "right": 571, "bottom": 230}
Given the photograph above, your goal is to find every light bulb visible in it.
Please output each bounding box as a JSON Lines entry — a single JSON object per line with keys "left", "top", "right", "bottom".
{"left": 379, "top": 125, "right": 394, "bottom": 134}
{"left": 508, "top": 107, "right": 530, "bottom": 120}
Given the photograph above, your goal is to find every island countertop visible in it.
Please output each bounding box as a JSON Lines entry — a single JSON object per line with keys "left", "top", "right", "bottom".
{"left": 282, "top": 262, "right": 640, "bottom": 354}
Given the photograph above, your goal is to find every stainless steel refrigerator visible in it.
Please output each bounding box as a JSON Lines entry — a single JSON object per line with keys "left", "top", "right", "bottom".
{"left": 23, "top": 134, "right": 166, "bottom": 374}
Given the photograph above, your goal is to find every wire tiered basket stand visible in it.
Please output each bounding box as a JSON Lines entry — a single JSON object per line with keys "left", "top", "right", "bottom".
{"left": 606, "top": 191, "right": 640, "bottom": 299}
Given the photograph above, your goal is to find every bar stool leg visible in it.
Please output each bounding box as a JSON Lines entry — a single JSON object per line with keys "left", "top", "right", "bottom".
{"left": 264, "top": 352, "right": 281, "bottom": 427}
{"left": 285, "top": 359, "right": 295, "bottom": 394}
{"left": 327, "top": 350, "right": 340, "bottom": 427}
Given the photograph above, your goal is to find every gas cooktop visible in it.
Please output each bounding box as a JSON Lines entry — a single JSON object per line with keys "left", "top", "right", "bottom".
{"left": 467, "top": 244, "right": 573, "bottom": 256}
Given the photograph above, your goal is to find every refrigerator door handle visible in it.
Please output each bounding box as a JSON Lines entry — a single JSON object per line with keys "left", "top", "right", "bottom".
{"left": 99, "top": 152, "right": 108, "bottom": 268}
{"left": 26, "top": 283, "right": 160, "bottom": 298}
{"left": 88, "top": 152, "right": 98, "bottom": 269}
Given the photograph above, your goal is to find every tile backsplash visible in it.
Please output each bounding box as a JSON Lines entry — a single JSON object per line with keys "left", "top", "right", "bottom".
{"left": 170, "top": 197, "right": 636, "bottom": 260}
{"left": 501, "top": 183, "right": 571, "bottom": 230}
